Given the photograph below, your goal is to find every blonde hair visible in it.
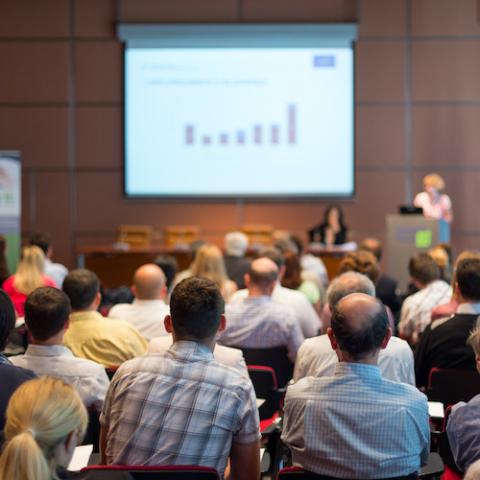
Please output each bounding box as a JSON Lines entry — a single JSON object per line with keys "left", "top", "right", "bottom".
{"left": 423, "top": 173, "right": 445, "bottom": 192}
{"left": 468, "top": 328, "right": 480, "bottom": 356}
{"left": 0, "top": 377, "right": 88, "bottom": 480}
{"left": 190, "top": 244, "right": 229, "bottom": 290}
{"left": 13, "top": 246, "right": 46, "bottom": 295}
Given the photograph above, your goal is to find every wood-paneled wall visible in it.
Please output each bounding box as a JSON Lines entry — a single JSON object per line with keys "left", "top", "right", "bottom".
{"left": 0, "top": 0, "right": 479, "bottom": 267}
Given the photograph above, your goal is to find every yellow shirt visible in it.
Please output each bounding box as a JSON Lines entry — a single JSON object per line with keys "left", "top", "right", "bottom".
{"left": 64, "top": 311, "right": 147, "bottom": 367}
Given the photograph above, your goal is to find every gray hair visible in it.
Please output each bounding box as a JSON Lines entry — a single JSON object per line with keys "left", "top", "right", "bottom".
{"left": 327, "top": 271, "right": 376, "bottom": 309}
{"left": 224, "top": 231, "right": 249, "bottom": 257}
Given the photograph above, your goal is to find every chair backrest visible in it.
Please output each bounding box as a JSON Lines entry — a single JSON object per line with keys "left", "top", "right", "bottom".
{"left": 82, "top": 465, "right": 220, "bottom": 480}
{"left": 248, "top": 365, "right": 278, "bottom": 420}
{"left": 239, "top": 345, "right": 293, "bottom": 387}
{"left": 277, "top": 466, "right": 417, "bottom": 479}
{"left": 117, "top": 225, "right": 153, "bottom": 247}
{"left": 427, "top": 367, "right": 480, "bottom": 405}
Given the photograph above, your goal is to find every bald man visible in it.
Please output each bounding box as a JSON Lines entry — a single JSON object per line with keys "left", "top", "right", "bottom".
{"left": 108, "top": 264, "right": 170, "bottom": 340}
{"left": 218, "top": 258, "right": 304, "bottom": 366}
{"left": 282, "top": 294, "right": 430, "bottom": 479}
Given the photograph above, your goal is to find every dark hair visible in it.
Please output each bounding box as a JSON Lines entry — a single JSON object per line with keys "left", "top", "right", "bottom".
{"left": 0, "top": 290, "right": 16, "bottom": 350}
{"left": 289, "top": 235, "right": 304, "bottom": 256}
{"left": 331, "top": 297, "right": 388, "bottom": 360}
{"left": 257, "top": 247, "right": 285, "bottom": 269}
{"left": 25, "top": 287, "right": 71, "bottom": 341}
{"left": 29, "top": 232, "right": 51, "bottom": 255}
{"left": 281, "top": 251, "right": 302, "bottom": 290}
{"left": 154, "top": 255, "right": 178, "bottom": 290}
{"left": 0, "top": 236, "right": 9, "bottom": 284}
{"left": 456, "top": 257, "right": 480, "bottom": 301}
{"left": 170, "top": 277, "right": 224, "bottom": 340}
{"left": 408, "top": 253, "right": 439, "bottom": 285}
{"left": 62, "top": 269, "right": 100, "bottom": 310}
{"left": 359, "top": 238, "right": 382, "bottom": 262}
{"left": 248, "top": 262, "right": 278, "bottom": 289}
{"left": 323, "top": 204, "right": 346, "bottom": 229}
{"left": 339, "top": 250, "right": 380, "bottom": 283}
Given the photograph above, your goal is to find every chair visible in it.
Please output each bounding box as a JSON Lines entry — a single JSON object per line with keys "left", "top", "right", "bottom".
{"left": 117, "top": 225, "right": 153, "bottom": 247}
{"left": 277, "top": 467, "right": 417, "bottom": 479}
{"left": 82, "top": 465, "right": 220, "bottom": 479}
{"left": 164, "top": 226, "right": 199, "bottom": 249}
{"left": 427, "top": 367, "right": 480, "bottom": 405}
{"left": 241, "top": 224, "right": 273, "bottom": 249}
{"left": 237, "top": 346, "right": 293, "bottom": 388}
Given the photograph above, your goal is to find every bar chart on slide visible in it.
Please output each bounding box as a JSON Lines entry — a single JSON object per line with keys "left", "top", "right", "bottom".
{"left": 184, "top": 104, "right": 297, "bottom": 146}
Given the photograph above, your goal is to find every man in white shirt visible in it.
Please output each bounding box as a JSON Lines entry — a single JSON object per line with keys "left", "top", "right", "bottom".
{"left": 10, "top": 286, "right": 109, "bottom": 409}
{"left": 294, "top": 272, "right": 415, "bottom": 385}
{"left": 229, "top": 248, "right": 321, "bottom": 338}
{"left": 30, "top": 232, "right": 68, "bottom": 288}
{"left": 399, "top": 253, "right": 452, "bottom": 344}
{"left": 108, "top": 263, "right": 170, "bottom": 340}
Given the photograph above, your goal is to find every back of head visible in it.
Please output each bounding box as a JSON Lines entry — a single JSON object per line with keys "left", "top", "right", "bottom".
{"left": 331, "top": 293, "right": 389, "bottom": 361}
{"left": 289, "top": 235, "right": 304, "bottom": 256}
{"left": 0, "top": 290, "right": 16, "bottom": 351}
{"left": 224, "top": 231, "right": 249, "bottom": 257}
{"left": 281, "top": 251, "right": 302, "bottom": 290}
{"left": 339, "top": 250, "right": 380, "bottom": 284}
{"left": 153, "top": 255, "right": 178, "bottom": 291}
{"left": 190, "top": 244, "right": 228, "bottom": 288}
{"left": 359, "top": 238, "right": 382, "bottom": 261}
{"left": 62, "top": 269, "right": 99, "bottom": 311}
{"left": 0, "top": 376, "right": 88, "bottom": 480}
{"left": 257, "top": 247, "right": 285, "bottom": 270}
{"left": 29, "top": 233, "right": 51, "bottom": 256}
{"left": 170, "top": 277, "right": 224, "bottom": 341}
{"left": 327, "top": 272, "right": 376, "bottom": 310}
{"left": 456, "top": 257, "right": 480, "bottom": 302}
{"left": 408, "top": 253, "right": 439, "bottom": 286}
{"left": 25, "top": 287, "right": 71, "bottom": 342}
{"left": 133, "top": 264, "right": 166, "bottom": 300}
{"left": 248, "top": 257, "right": 279, "bottom": 292}
{"left": 14, "top": 246, "right": 46, "bottom": 295}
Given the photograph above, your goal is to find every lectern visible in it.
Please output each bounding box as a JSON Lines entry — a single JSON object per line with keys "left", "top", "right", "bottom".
{"left": 386, "top": 215, "right": 450, "bottom": 291}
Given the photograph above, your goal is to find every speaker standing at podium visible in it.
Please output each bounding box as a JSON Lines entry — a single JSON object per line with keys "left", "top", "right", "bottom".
{"left": 413, "top": 173, "right": 453, "bottom": 223}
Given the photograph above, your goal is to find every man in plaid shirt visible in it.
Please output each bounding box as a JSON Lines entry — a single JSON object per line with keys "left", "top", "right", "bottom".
{"left": 100, "top": 277, "right": 260, "bottom": 479}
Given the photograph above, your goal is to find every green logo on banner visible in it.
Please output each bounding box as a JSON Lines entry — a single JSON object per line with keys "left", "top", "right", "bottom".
{"left": 416, "top": 230, "right": 432, "bottom": 248}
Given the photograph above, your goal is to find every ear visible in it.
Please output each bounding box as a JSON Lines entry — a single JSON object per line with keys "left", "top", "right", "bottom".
{"left": 131, "top": 284, "right": 136, "bottom": 296}
{"left": 64, "top": 317, "right": 70, "bottom": 332}
{"left": 95, "top": 291, "right": 102, "bottom": 306}
{"left": 217, "top": 314, "right": 226, "bottom": 333}
{"left": 164, "top": 315, "right": 173, "bottom": 334}
{"left": 279, "top": 265, "right": 286, "bottom": 280}
{"left": 380, "top": 326, "right": 393, "bottom": 350}
{"left": 476, "top": 355, "right": 480, "bottom": 375}
{"left": 327, "top": 327, "right": 338, "bottom": 351}
{"left": 244, "top": 274, "right": 250, "bottom": 288}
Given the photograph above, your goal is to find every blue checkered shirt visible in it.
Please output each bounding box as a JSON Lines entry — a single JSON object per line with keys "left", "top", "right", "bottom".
{"left": 282, "top": 363, "right": 430, "bottom": 478}
{"left": 100, "top": 341, "right": 260, "bottom": 476}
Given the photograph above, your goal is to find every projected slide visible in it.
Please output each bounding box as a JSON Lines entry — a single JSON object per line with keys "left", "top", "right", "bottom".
{"left": 125, "top": 48, "right": 354, "bottom": 197}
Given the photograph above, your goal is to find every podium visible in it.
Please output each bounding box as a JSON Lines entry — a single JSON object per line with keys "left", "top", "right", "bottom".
{"left": 386, "top": 215, "right": 450, "bottom": 291}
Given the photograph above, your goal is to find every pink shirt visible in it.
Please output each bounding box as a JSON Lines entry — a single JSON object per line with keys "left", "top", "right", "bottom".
{"left": 2, "top": 275, "right": 56, "bottom": 316}
{"left": 414, "top": 191, "right": 452, "bottom": 221}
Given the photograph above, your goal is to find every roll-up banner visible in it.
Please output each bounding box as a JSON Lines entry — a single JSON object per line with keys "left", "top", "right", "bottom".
{"left": 0, "top": 151, "right": 21, "bottom": 274}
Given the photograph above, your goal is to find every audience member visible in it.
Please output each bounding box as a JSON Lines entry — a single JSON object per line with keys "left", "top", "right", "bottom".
{"left": 415, "top": 257, "right": 480, "bottom": 389}
{"left": 62, "top": 269, "right": 147, "bottom": 367}
{"left": 429, "top": 244, "right": 452, "bottom": 283}
{"left": 30, "top": 232, "right": 68, "bottom": 288}
{"left": 282, "top": 293, "right": 429, "bottom": 478}
{"left": 308, "top": 204, "right": 348, "bottom": 245}
{"left": 218, "top": 257, "right": 304, "bottom": 362}
{"left": 100, "top": 277, "right": 260, "bottom": 479}
{"left": 0, "top": 290, "right": 35, "bottom": 430}
{"left": 0, "top": 235, "right": 9, "bottom": 285}
{"left": 399, "top": 253, "right": 452, "bottom": 344}
{"left": 360, "top": 237, "right": 401, "bottom": 315}
{"left": 414, "top": 173, "right": 453, "bottom": 223}
{"left": 230, "top": 247, "right": 320, "bottom": 337}
{"left": 0, "top": 377, "right": 88, "bottom": 480}
{"left": 172, "top": 239, "right": 206, "bottom": 287}
{"left": 153, "top": 254, "right": 178, "bottom": 294}
{"left": 223, "top": 231, "right": 251, "bottom": 289}
{"left": 465, "top": 459, "right": 480, "bottom": 480}
{"left": 190, "top": 244, "right": 237, "bottom": 301}
{"left": 446, "top": 328, "right": 480, "bottom": 473}
{"left": 2, "top": 245, "right": 56, "bottom": 316}
{"left": 10, "top": 287, "right": 109, "bottom": 409}
{"left": 294, "top": 272, "right": 415, "bottom": 385}
{"left": 108, "top": 264, "right": 170, "bottom": 340}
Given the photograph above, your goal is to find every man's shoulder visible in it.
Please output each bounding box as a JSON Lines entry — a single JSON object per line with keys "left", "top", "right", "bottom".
{"left": 108, "top": 303, "right": 134, "bottom": 316}
{"left": 431, "top": 312, "right": 477, "bottom": 332}
{"left": 383, "top": 336, "right": 412, "bottom": 355}
{"left": 0, "top": 362, "right": 36, "bottom": 383}
{"left": 298, "top": 335, "right": 329, "bottom": 355}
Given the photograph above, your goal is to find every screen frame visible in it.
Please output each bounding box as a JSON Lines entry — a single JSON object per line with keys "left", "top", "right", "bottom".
{"left": 119, "top": 23, "right": 357, "bottom": 201}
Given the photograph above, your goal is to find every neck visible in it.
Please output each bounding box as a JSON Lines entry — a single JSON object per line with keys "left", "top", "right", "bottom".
{"left": 31, "top": 332, "right": 64, "bottom": 346}
{"left": 248, "top": 287, "right": 272, "bottom": 298}
{"left": 172, "top": 333, "right": 215, "bottom": 352}
{"left": 336, "top": 350, "right": 379, "bottom": 366}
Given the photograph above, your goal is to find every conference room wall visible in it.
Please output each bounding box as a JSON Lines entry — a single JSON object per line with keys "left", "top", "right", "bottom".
{"left": 0, "top": 0, "right": 478, "bottom": 268}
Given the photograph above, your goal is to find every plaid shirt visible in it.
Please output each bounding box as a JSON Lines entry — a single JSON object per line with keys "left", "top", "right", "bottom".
{"left": 100, "top": 341, "right": 260, "bottom": 476}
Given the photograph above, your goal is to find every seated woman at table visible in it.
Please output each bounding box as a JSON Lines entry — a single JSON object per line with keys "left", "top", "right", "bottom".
{"left": 308, "top": 204, "right": 348, "bottom": 246}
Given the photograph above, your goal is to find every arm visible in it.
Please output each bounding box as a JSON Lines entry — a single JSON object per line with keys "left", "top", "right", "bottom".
{"left": 99, "top": 425, "right": 108, "bottom": 464}
{"left": 227, "top": 440, "right": 261, "bottom": 480}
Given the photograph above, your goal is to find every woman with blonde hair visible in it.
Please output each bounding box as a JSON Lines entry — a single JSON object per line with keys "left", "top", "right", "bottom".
{"left": 414, "top": 173, "right": 453, "bottom": 223}
{"left": 0, "top": 376, "right": 88, "bottom": 480}
{"left": 190, "top": 244, "right": 237, "bottom": 301}
{"left": 2, "top": 245, "right": 56, "bottom": 316}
